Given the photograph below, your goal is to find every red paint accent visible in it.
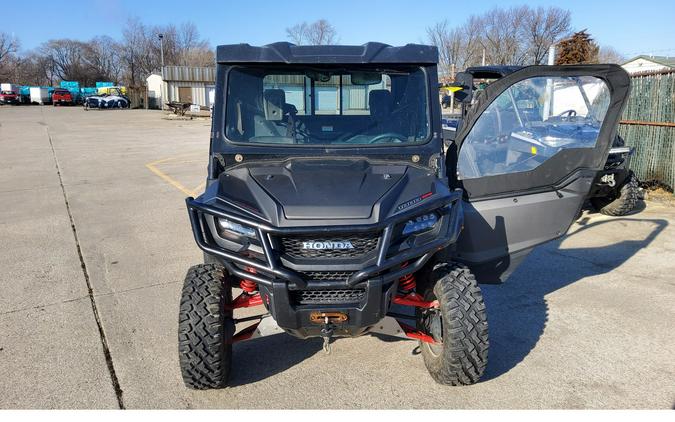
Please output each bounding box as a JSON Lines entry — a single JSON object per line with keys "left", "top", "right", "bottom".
{"left": 231, "top": 322, "right": 260, "bottom": 343}
{"left": 240, "top": 279, "right": 257, "bottom": 293}
{"left": 398, "top": 261, "right": 417, "bottom": 291}
{"left": 421, "top": 191, "right": 433, "bottom": 199}
{"left": 397, "top": 321, "right": 438, "bottom": 344}
{"left": 227, "top": 292, "right": 263, "bottom": 310}
{"left": 393, "top": 293, "right": 439, "bottom": 309}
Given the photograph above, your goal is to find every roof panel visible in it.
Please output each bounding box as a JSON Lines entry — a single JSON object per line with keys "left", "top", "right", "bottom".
{"left": 216, "top": 42, "right": 438, "bottom": 65}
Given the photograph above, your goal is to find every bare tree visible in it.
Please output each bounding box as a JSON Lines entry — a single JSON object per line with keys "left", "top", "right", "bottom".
{"left": 0, "top": 32, "right": 19, "bottom": 64}
{"left": 286, "top": 22, "right": 308, "bottom": 45}
{"left": 7, "top": 17, "right": 213, "bottom": 87}
{"left": 522, "top": 6, "right": 571, "bottom": 64}
{"left": 0, "top": 32, "right": 20, "bottom": 79}
{"left": 39, "top": 39, "right": 87, "bottom": 83}
{"left": 286, "top": 19, "right": 338, "bottom": 45}
{"left": 597, "top": 46, "right": 625, "bottom": 64}
{"left": 480, "top": 6, "right": 532, "bottom": 65}
{"left": 83, "top": 36, "right": 124, "bottom": 82}
{"left": 176, "top": 22, "right": 214, "bottom": 66}
{"left": 121, "top": 17, "right": 145, "bottom": 85}
{"left": 426, "top": 16, "right": 486, "bottom": 78}
{"left": 427, "top": 5, "right": 573, "bottom": 72}
{"left": 13, "top": 53, "right": 52, "bottom": 85}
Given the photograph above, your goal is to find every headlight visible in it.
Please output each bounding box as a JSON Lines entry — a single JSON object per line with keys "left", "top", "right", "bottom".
{"left": 402, "top": 212, "right": 438, "bottom": 236}
{"left": 217, "top": 218, "right": 257, "bottom": 239}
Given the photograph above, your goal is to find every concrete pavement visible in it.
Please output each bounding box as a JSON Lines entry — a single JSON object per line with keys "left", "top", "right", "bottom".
{"left": 0, "top": 106, "right": 673, "bottom": 409}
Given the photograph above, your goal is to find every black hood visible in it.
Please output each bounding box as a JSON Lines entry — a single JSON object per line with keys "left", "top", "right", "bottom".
{"left": 210, "top": 158, "right": 448, "bottom": 227}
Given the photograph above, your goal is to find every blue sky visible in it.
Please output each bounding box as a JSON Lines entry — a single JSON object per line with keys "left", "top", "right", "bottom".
{"left": 5, "top": 0, "right": 675, "bottom": 58}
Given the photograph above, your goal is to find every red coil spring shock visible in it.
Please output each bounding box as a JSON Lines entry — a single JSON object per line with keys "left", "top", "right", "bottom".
{"left": 240, "top": 279, "right": 257, "bottom": 293}
{"left": 398, "top": 261, "right": 416, "bottom": 292}
{"left": 240, "top": 267, "right": 258, "bottom": 293}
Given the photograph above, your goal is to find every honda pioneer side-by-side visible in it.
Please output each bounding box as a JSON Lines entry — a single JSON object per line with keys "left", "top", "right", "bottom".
{"left": 179, "top": 42, "right": 630, "bottom": 389}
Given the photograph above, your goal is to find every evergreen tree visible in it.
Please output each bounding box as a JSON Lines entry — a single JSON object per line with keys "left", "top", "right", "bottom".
{"left": 555, "top": 30, "right": 599, "bottom": 64}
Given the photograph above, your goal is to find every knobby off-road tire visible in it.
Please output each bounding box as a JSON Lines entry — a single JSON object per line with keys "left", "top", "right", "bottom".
{"left": 592, "top": 172, "right": 640, "bottom": 216}
{"left": 419, "top": 263, "right": 489, "bottom": 385}
{"left": 178, "top": 264, "right": 234, "bottom": 389}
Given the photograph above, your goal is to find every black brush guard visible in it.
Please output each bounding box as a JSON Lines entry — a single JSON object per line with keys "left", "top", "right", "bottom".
{"left": 186, "top": 190, "right": 463, "bottom": 290}
{"left": 186, "top": 190, "right": 462, "bottom": 337}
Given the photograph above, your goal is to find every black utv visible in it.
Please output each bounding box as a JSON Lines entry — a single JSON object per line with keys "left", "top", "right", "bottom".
{"left": 450, "top": 65, "right": 640, "bottom": 216}
{"left": 179, "top": 42, "right": 630, "bottom": 389}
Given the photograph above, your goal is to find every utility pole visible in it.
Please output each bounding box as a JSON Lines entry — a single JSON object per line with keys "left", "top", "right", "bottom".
{"left": 481, "top": 48, "right": 486, "bottom": 66}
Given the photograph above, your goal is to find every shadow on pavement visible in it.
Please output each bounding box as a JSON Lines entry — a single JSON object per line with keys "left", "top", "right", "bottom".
{"left": 229, "top": 333, "right": 322, "bottom": 386}
{"left": 480, "top": 216, "right": 668, "bottom": 381}
{"left": 226, "top": 215, "right": 666, "bottom": 386}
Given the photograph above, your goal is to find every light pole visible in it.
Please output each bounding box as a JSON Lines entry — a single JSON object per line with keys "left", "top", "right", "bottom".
{"left": 158, "top": 33, "right": 165, "bottom": 77}
{"left": 159, "top": 33, "right": 165, "bottom": 109}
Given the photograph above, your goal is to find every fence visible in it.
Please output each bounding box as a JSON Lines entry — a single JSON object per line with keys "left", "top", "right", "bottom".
{"left": 618, "top": 69, "right": 675, "bottom": 190}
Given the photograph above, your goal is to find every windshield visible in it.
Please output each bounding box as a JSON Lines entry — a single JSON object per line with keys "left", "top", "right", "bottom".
{"left": 225, "top": 66, "right": 430, "bottom": 146}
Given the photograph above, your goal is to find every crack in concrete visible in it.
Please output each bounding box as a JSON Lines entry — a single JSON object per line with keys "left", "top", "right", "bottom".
{"left": 44, "top": 113, "right": 126, "bottom": 409}
{"left": 0, "top": 295, "right": 91, "bottom": 316}
{"left": 93, "top": 279, "right": 182, "bottom": 299}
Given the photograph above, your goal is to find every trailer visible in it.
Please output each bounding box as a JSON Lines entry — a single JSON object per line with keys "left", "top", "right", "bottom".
{"left": 1, "top": 83, "right": 20, "bottom": 94}
{"left": 29, "top": 87, "right": 50, "bottom": 105}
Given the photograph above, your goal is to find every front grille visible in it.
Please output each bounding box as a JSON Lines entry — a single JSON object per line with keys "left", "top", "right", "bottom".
{"left": 290, "top": 289, "right": 366, "bottom": 305}
{"left": 300, "top": 271, "right": 354, "bottom": 282}
{"left": 280, "top": 233, "right": 379, "bottom": 259}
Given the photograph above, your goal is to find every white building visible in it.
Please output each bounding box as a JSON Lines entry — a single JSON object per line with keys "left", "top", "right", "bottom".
{"left": 146, "top": 66, "right": 216, "bottom": 109}
{"left": 622, "top": 55, "right": 675, "bottom": 75}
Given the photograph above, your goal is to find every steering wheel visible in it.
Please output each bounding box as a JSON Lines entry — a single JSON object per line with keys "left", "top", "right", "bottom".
{"left": 368, "top": 132, "right": 407, "bottom": 144}
{"left": 556, "top": 109, "right": 577, "bottom": 121}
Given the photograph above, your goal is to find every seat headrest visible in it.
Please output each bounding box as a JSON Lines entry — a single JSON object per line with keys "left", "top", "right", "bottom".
{"left": 369, "top": 89, "right": 393, "bottom": 119}
{"left": 264, "top": 89, "right": 286, "bottom": 121}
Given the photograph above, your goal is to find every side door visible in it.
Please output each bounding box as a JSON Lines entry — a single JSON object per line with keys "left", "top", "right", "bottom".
{"left": 451, "top": 65, "right": 630, "bottom": 283}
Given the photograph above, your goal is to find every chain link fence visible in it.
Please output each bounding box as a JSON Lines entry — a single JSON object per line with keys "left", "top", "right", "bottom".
{"left": 618, "top": 69, "right": 674, "bottom": 190}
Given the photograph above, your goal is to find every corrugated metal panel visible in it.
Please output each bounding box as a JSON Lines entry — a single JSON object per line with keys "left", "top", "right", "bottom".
{"left": 162, "top": 66, "right": 215, "bottom": 82}
{"left": 166, "top": 81, "right": 208, "bottom": 106}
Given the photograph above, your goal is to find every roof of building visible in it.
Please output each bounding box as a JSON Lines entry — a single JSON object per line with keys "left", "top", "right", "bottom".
{"left": 160, "top": 66, "right": 215, "bottom": 82}
{"left": 215, "top": 42, "right": 438, "bottom": 65}
{"left": 622, "top": 55, "right": 675, "bottom": 68}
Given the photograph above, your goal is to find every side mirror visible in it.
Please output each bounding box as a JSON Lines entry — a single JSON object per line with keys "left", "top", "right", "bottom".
{"left": 451, "top": 72, "right": 474, "bottom": 104}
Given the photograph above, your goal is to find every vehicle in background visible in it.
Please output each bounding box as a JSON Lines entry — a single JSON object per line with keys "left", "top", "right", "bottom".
{"left": 97, "top": 85, "right": 127, "bottom": 96}
{"left": 0, "top": 83, "right": 21, "bottom": 105}
{"left": 441, "top": 116, "right": 460, "bottom": 146}
{"left": 59, "top": 81, "right": 81, "bottom": 104}
{"left": 52, "top": 89, "right": 75, "bottom": 106}
{"left": 441, "top": 94, "right": 452, "bottom": 108}
{"left": 29, "top": 87, "right": 50, "bottom": 105}
{"left": 0, "top": 90, "right": 20, "bottom": 105}
{"left": 586, "top": 135, "right": 641, "bottom": 216}
{"left": 83, "top": 93, "right": 130, "bottom": 109}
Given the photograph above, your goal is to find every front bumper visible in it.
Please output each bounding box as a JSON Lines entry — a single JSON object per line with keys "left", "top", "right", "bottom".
{"left": 186, "top": 190, "right": 463, "bottom": 337}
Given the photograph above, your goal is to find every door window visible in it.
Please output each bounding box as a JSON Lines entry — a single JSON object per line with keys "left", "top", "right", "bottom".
{"left": 457, "top": 76, "right": 610, "bottom": 179}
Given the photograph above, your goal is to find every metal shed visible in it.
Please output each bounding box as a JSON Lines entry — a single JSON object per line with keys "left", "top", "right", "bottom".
{"left": 147, "top": 66, "right": 216, "bottom": 109}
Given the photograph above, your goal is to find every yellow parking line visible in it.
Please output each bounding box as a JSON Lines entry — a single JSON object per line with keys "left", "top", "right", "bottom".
{"left": 145, "top": 158, "right": 197, "bottom": 197}
{"left": 192, "top": 181, "right": 206, "bottom": 194}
